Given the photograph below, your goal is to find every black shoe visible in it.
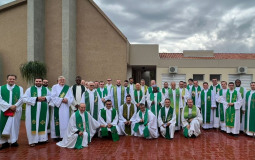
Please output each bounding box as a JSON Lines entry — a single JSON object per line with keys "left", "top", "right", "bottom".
{"left": 0, "top": 142, "right": 10, "bottom": 150}
{"left": 11, "top": 142, "right": 19, "bottom": 147}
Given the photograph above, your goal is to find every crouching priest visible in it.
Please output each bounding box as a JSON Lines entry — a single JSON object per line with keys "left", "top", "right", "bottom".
{"left": 57, "top": 103, "right": 100, "bottom": 149}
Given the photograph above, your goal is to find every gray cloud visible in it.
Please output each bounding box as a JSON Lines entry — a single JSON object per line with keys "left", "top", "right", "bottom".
{"left": 94, "top": 0, "right": 255, "bottom": 53}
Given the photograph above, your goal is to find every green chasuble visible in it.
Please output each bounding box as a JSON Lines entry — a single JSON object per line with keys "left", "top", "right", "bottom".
{"left": 74, "top": 111, "right": 90, "bottom": 149}
{"left": 148, "top": 87, "right": 160, "bottom": 95}
{"left": 218, "top": 89, "right": 225, "bottom": 122}
{"left": 183, "top": 105, "right": 197, "bottom": 138}
{"left": 210, "top": 84, "right": 221, "bottom": 117}
{"left": 160, "top": 106, "right": 174, "bottom": 139}
{"left": 142, "top": 85, "right": 148, "bottom": 95}
{"left": 191, "top": 86, "right": 201, "bottom": 105}
{"left": 84, "top": 90, "right": 98, "bottom": 120}
{"left": 54, "top": 85, "right": 69, "bottom": 137}
{"left": 150, "top": 92, "right": 162, "bottom": 117}
{"left": 162, "top": 88, "right": 169, "bottom": 95}
{"left": 201, "top": 89, "right": 212, "bottom": 123}
{"left": 100, "top": 108, "right": 119, "bottom": 142}
{"left": 134, "top": 89, "right": 143, "bottom": 111}
{"left": 30, "top": 86, "right": 48, "bottom": 135}
{"left": 97, "top": 87, "right": 108, "bottom": 99}
{"left": 0, "top": 85, "right": 20, "bottom": 138}
{"left": 133, "top": 109, "right": 150, "bottom": 138}
{"left": 123, "top": 103, "right": 135, "bottom": 135}
{"left": 225, "top": 90, "right": 238, "bottom": 128}
{"left": 113, "top": 86, "right": 125, "bottom": 112}
{"left": 245, "top": 91, "right": 255, "bottom": 132}
{"left": 169, "top": 89, "right": 180, "bottom": 126}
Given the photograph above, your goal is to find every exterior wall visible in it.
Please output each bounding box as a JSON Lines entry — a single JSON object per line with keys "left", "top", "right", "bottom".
{"left": 45, "top": 0, "right": 62, "bottom": 86}
{"left": 0, "top": 3, "right": 27, "bottom": 86}
{"left": 76, "top": 0, "right": 128, "bottom": 83}
{"left": 157, "top": 67, "right": 255, "bottom": 87}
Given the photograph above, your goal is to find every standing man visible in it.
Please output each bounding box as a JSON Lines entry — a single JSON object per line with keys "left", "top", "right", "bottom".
{"left": 131, "top": 83, "right": 145, "bottom": 111}
{"left": 179, "top": 81, "right": 190, "bottom": 109}
{"left": 210, "top": 78, "right": 221, "bottom": 128}
{"left": 191, "top": 80, "right": 202, "bottom": 107}
{"left": 146, "top": 80, "right": 159, "bottom": 96}
{"left": 94, "top": 81, "right": 99, "bottom": 89}
{"left": 128, "top": 77, "right": 135, "bottom": 95}
{"left": 147, "top": 85, "right": 164, "bottom": 117}
{"left": 235, "top": 79, "right": 246, "bottom": 131}
{"left": 0, "top": 75, "right": 23, "bottom": 150}
{"left": 71, "top": 76, "right": 85, "bottom": 114}
{"left": 198, "top": 82, "right": 216, "bottom": 129}
{"left": 23, "top": 78, "right": 51, "bottom": 147}
{"left": 80, "top": 82, "right": 104, "bottom": 121}
{"left": 216, "top": 81, "right": 228, "bottom": 131}
{"left": 118, "top": 95, "right": 137, "bottom": 136}
{"left": 223, "top": 82, "right": 242, "bottom": 135}
{"left": 124, "top": 80, "right": 130, "bottom": 95}
{"left": 43, "top": 79, "right": 51, "bottom": 91}
{"left": 244, "top": 82, "right": 255, "bottom": 136}
{"left": 106, "top": 78, "right": 113, "bottom": 94}
{"left": 183, "top": 82, "right": 188, "bottom": 89}
{"left": 51, "top": 76, "right": 73, "bottom": 140}
{"left": 161, "top": 82, "right": 169, "bottom": 98}
{"left": 111, "top": 80, "right": 126, "bottom": 111}
{"left": 140, "top": 79, "right": 148, "bottom": 96}
{"left": 187, "top": 78, "right": 194, "bottom": 94}
{"left": 158, "top": 99, "right": 176, "bottom": 139}
{"left": 97, "top": 81, "right": 110, "bottom": 103}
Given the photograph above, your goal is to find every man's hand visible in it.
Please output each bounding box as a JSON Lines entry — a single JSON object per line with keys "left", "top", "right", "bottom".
{"left": 101, "top": 98, "right": 105, "bottom": 103}
{"left": 242, "top": 110, "right": 245, "bottom": 114}
{"left": 151, "top": 101, "right": 155, "bottom": 105}
{"left": 166, "top": 122, "right": 171, "bottom": 127}
{"left": 188, "top": 118, "right": 193, "bottom": 123}
{"left": 136, "top": 103, "right": 140, "bottom": 107}
{"left": 100, "top": 125, "right": 106, "bottom": 128}
{"left": 228, "top": 103, "right": 234, "bottom": 106}
{"left": 162, "top": 124, "right": 166, "bottom": 128}
{"left": 159, "top": 103, "right": 162, "bottom": 106}
{"left": 107, "top": 123, "right": 112, "bottom": 128}
{"left": 211, "top": 107, "right": 216, "bottom": 110}
{"left": 62, "top": 98, "right": 68, "bottom": 104}
{"left": 182, "top": 96, "right": 184, "bottom": 99}
{"left": 186, "top": 125, "right": 190, "bottom": 129}
{"left": 124, "top": 121, "right": 128, "bottom": 125}
{"left": 78, "top": 131, "right": 83, "bottom": 136}
{"left": 10, "top": 105, "right": 16, "bottom": 111}
{"left": 140, "top": 119, "right": 144, "bottom": 123}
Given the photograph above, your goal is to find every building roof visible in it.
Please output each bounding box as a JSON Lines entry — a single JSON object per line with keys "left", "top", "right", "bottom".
{"left": 159, "top": 53, "right": 255, "bottom": 60}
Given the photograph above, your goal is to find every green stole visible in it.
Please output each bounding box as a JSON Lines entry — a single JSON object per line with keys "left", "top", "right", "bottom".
{"left": 126, "top": 87, "right": 130, "bottom": 95}
{"left": 123, "top": 103, "right": 135, "bottom": 135}
{"left": 160, "top": 106, "right": 173, "bottom": 139}
{"left": 84, "top": 90, "right": 98, "bottom": 120}
{"left": 219, "top": 89, "right": 225, "bottom": 122}
{"left": 225, "top": 90, "right": 237, "bottom": 128}
{"left": 54, "top": 85, "right": 69, "bottom": 137}
{"left": 180, "top": 88, "right": 186, "bottom": 105}
{"left": 201, "top": 89, "right": 212, "bottom": 123}
{"left": 183, "top": 105, "right": 197, "bottom": 138}
{"left": 30, "top": 86, "right": 48, "bottom": 135}
{"left": 245, "top": 91, "right": 255, "bottom": 132}
{"left": 162, "top": 88, "right": 169, "bottom": 94}
{"left": 134, "top": 89, "right": 143, "bottom": 111}
{"left": 72, "top": 84, "right": 85, "bottom": 100}
{"left": 113, "top": 86, "right": 125, "bottom": 111}
{"left": 143, "top": 85, "right": 148, "bottom": 95}
{"left": 187, "top": 85, "right": 191, "bottom": 91}
{"left": 0, "top": 85, "right": 20, "bottom": 137}
{"left": 100, "top": 108, "right": 119, "bottom": 141}
{"left": 133, "top": 109, "right": 150, "bottom": 138}
{"left": 169, "top": 89, "right": 180, "bottom": 126}
{"left": 150, "top": 92, "right": 162, "bottom": 117}
{"left": 210, "top": 84, "right": 221, "bottom": 117}
{"left": 191, "top": 86, "right": 201, "bottom": 105}
{"left": 74, "top": 111, "right": 90, "bottom": 149}
{"left": 97, "top": 87, "right": 108, "bottom": 99}
{"left": 148, "top": 87, "right": 160, "bottom": 95}
{"left": 236, "top": 87, "right": 244, "bottom": 123}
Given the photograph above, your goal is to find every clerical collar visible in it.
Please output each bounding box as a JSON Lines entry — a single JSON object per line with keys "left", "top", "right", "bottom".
{"left": 126, "top": 103, "right": 131, "bottom": 106}
{"left": 7, "top": 84, "right": 15, "bottom": 90}
{"left": 165, "top": 106, "right": 170, "bottom": 108}
{"left": 106, "top": 107, "right": 112, "bottom": 111}
{"left": 35, "top": 86, "right": 42, "bottom": 89}
{"left": 204, "top": 89, "right": 208, "bottom": 91}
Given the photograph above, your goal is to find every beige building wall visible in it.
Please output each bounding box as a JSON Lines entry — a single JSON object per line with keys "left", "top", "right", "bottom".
{"left": 76, "top": 0, "right": 128, "bottom": 84}
{"left": 157, "top": 67, "right": 255, "bottom": 87}
{"left": 0, "top": 3, "right": 27, "bottom": 87}
{"left": 45, "top": 0, "right": 62, "bottom": 86}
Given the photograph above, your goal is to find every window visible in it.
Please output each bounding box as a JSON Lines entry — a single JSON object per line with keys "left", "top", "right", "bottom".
{"left": 210, "top": 74, "right": 221, "bottom": 81}
{"left": 193, "top": 74, "right": 204, "bottom": 81}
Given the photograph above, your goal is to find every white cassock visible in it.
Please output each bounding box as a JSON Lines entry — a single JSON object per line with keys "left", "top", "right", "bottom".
{"left": 235, "top": 87, "right": 246, "bottom": 131}
{"left": 118, "top": 103, "right": 137, "bottom": 135}
{"left": 158, "top": 107, "right": 176, "bottom": 139}
{"left": 197, "top": 89, "right": 216, "bottom": 129}
{"left": 50, "top": 84, "right": 74, "bottom": 138}
{"left": 244, "top": 90, "right": 255, "bottom": 136}
{"left": 181, "top": 106, "right": 203, "bottom": 137}
{"left": 161, "top": 88, "right": 169, "bottom": 99}
{"left": 223, "top": 90, "right": 242, "bottom": 134}
{"left": 98, "top": 107, "right": 120, "bottom": 134}
{"left": 57, "top": 111, "right": 100, "bottom": 148}
{"left": 146, "top": 92, "right": 165, "bottom": 118}
{"left": 105, "top": 84, "right": 112, "bottom": 95}
{"left": 0, "top": 84, "right": 23, "bottom": 144}
{"left": 110, "top": 86, "right": 127, "bottom": 109}
{"left": 129, "top": 84, "right": 135, "bottom": 95}
{"left": 23, "top": 86, "right": 51, "bottom": 145}
{"left": 179, "top": 88, "right": 190, "bottom": 108}
{"left": 193, "top": 86, "right": 203, "bottom": 107}
{"left": 216, "top": 89, "right": 228, "bottom": 131}
{"left": 80, "top": 89, "right": 104, "bottom": 120}
{"left": 71, "top": 85, "right": 84, "bottom": 115}
{"left": 97, "top": 87, "right": 111, "bottom": 101}
{"left": 131, "top": 90, "right": 145, "bottom": 107}
{"left": 166, "top": 89, "right": 182, "bottom": 130}
{"left": 210, "top": 85, "right": 221, "bottom": 128}
{"left": 187, "top": 85, "right": 193, "bottom": 95}
{"left": 133, "top": 109, "right": 159, "bottom": 139}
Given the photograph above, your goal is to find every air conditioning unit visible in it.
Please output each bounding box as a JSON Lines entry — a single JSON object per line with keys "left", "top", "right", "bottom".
{"left": 169, "top": 66, "right": 178, "bottom": 73}
{"left": 237, "top": 66, "right": 247, "bottom": 74}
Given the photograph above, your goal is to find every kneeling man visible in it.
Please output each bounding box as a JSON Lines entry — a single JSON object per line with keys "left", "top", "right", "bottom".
{"left": 133, "top": 103, "right": 158, "bottom": 139}
{"left": 98, "top": 100, "right": 120, "bottom": 142}
{"left": 158, "top": 99, "right": 176, "bottom": 139}
{"left": 182, "top": 99, "right": 202, "bottom": 138}
{"left": 57, "top": 103, "right": 100, "bottom": 149}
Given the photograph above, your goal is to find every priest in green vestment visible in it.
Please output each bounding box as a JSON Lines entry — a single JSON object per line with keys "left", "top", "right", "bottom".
{"left": 235, "top": 79, "right": 246, "bottom": 131}
{"left": 244, "top": 82, "right": 255, "bottom": 136}
{"left": 57, "top": 103, "right": 100, "bottom": 149}
{"left": 146, "top": 85, "right": 164, "bottom": 117}
{"left": 182, "top": 99, "right": 202, "bottom": 138}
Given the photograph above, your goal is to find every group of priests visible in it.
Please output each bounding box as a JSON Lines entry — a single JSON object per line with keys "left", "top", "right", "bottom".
{"left": 0, "top": 75, "right": 255, "bottom": 150}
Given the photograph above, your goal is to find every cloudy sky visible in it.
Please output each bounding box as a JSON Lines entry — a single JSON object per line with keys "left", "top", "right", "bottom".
{"left": 1, "top": 0, "right": 255, "bottom": 53}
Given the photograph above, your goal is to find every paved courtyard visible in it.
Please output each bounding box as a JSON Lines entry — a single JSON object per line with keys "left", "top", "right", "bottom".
{"left": 0, "top": 121, "right": 255, "bottom": 160}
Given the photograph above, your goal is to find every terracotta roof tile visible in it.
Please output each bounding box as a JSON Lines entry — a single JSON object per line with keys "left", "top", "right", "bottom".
{"left": 159, "top": 53, "right": 255, "bottom": 59}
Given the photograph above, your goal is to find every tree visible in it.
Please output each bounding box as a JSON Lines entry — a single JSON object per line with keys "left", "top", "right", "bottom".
{"left": 19, "top": 61, "right": 47, "bottom": 84}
